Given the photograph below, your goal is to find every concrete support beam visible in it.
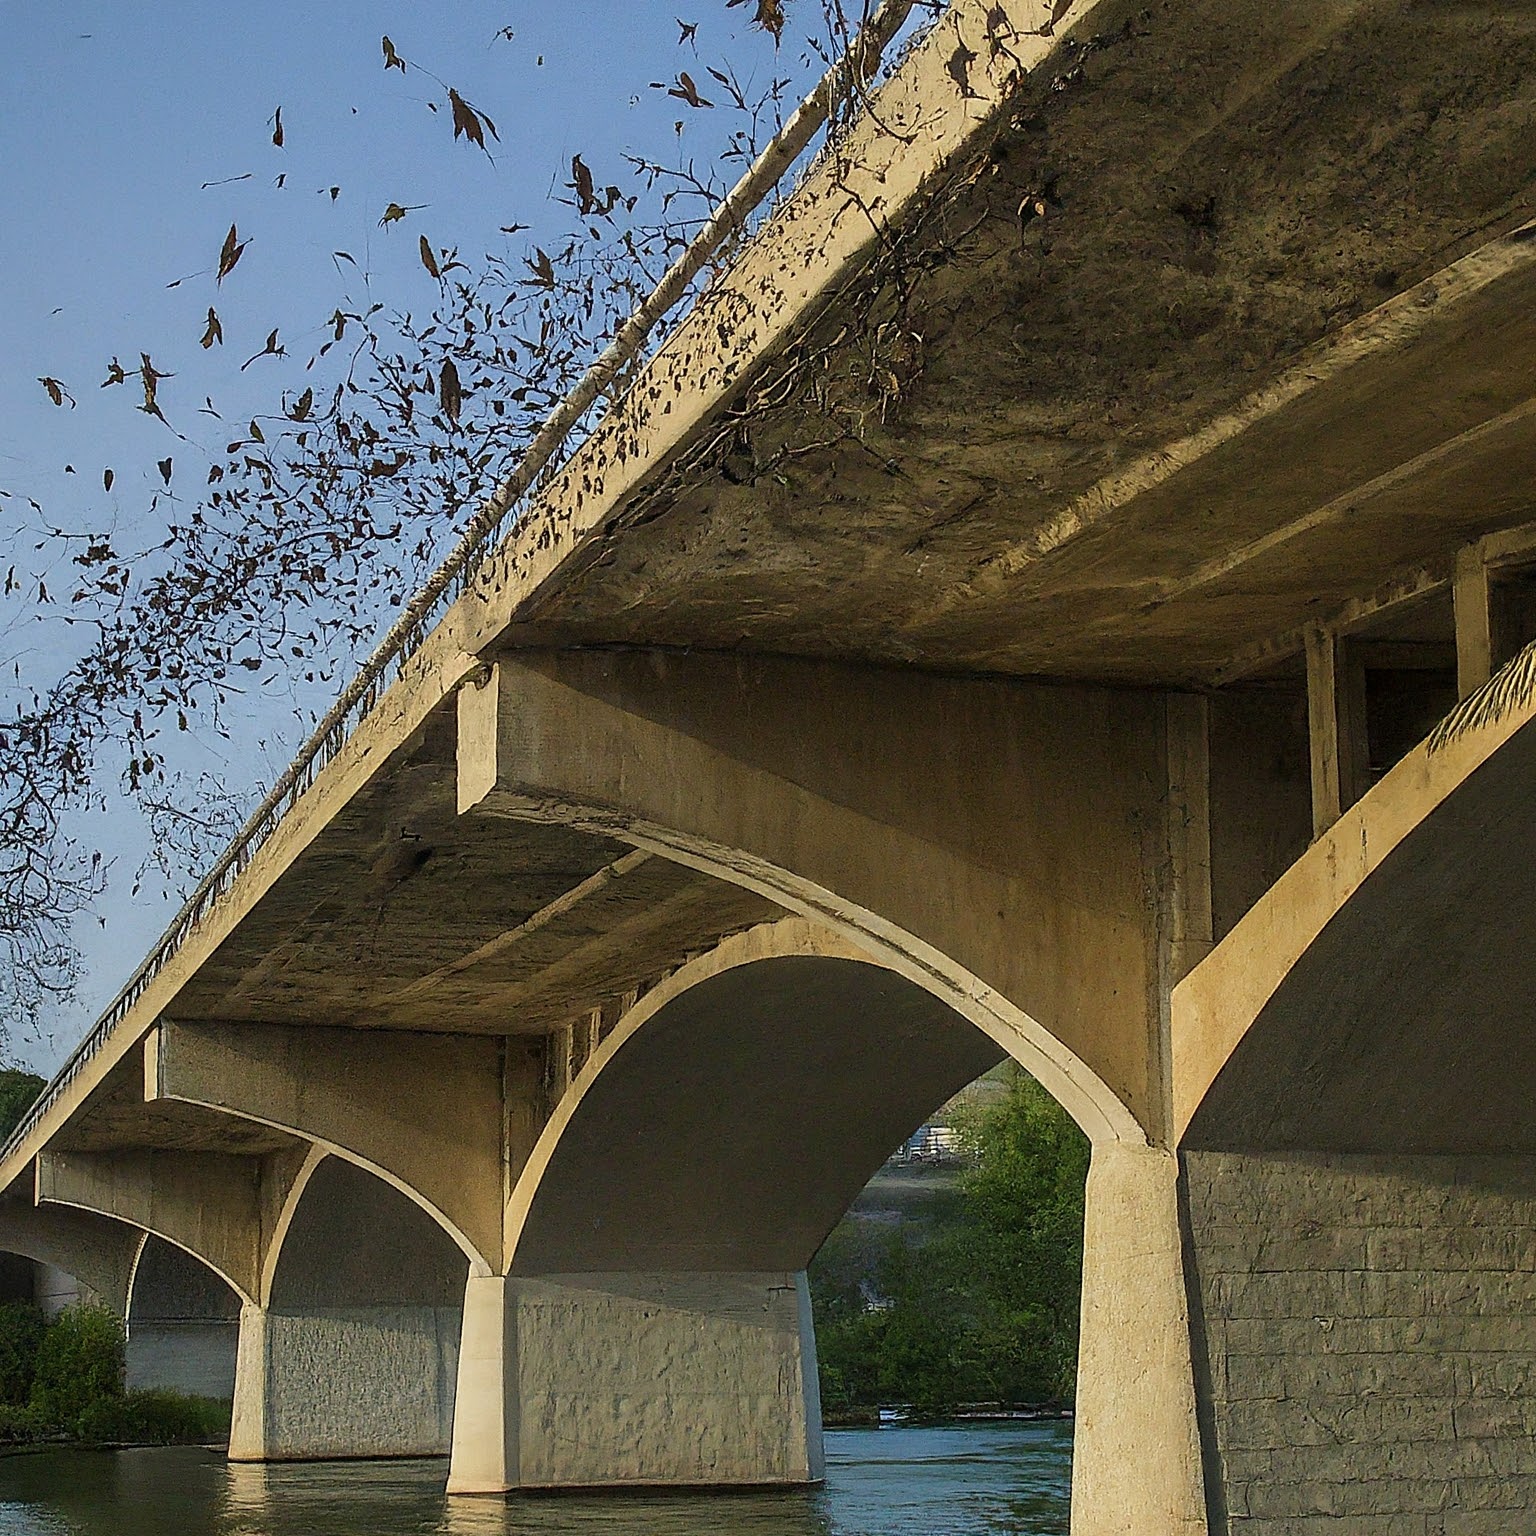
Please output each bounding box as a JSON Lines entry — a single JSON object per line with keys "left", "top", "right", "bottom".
{"left": 148, "top": 1019, "right": 530, "bottom": 1271}
{"left": 37, "top": 1149, "right": 262, "bottom": 1303}
{"left": 448, "top": 1271, "right": 821, "bottom": 1493}
{"left": 1304, "top": 625, "right": 1367, "bottom": 837}
{"left": 1072, "top": 1144, "right": 1207, "bottom": 1536}
{"left": 1454, "top": 546, "right": 1495, "bottom": 699}
{"left": 458, "top": 649, "right": 1161, "bottom": 1144}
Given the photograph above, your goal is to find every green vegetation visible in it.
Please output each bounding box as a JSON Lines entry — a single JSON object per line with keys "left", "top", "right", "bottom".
{"left": 810, "top": 1069, "right": 1090, "bottom": 1421}
{"left": 0, "top": 1070, "right": 44, "bottom": 1140}
{"left": 0, "top": 1301, "right": 230, "bottom": 1446}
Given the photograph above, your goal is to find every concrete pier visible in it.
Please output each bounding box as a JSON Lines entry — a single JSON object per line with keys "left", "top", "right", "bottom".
{"left": 449, "top": 1272, "right": 821, "bottom": 1493}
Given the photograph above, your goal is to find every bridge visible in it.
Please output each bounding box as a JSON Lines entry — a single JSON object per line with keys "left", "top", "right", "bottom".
{"left": 5, "top": 1, "right": 1536, "bottom": 1530}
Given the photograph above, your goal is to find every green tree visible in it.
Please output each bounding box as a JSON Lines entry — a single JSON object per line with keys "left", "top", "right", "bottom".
{"left": 811, "top": 1068, "right": 1090, "bottom": 1416}
{"left": 952, "top": 1070, "right": 1091, "bottom": 1403}
{"left": 0, "top": 1070, "right": 43, "bottom": 1140}
{"left": 0, "top": 1301, "right": 47, "bottom": 1407}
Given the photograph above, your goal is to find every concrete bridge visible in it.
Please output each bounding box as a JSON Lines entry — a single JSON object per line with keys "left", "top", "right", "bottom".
{"left": 5, "top": 1, "right": 1536, "bottom": 1530}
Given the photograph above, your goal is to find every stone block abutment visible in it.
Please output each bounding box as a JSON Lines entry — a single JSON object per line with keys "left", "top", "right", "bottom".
{"left": 1174, "top": 698, "right": 1536, "bottom": 1531}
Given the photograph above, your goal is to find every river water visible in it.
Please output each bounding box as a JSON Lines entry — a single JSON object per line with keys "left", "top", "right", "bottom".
{"left": 0, "top": 1424, "right": 1070, "bottom": 1536}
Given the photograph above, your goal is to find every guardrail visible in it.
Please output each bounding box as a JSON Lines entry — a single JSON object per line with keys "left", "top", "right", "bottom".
{"left": 1, "top": 0, "right": 921, "bottom": 1169}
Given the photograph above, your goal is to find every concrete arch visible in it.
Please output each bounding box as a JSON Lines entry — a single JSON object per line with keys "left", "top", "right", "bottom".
{"left": 1175, "top": 690, "right": 1536, "bottom": 1149}
{"left": 255, "top": 1145, "right": 326, "bottom": 1310}
{"left": 0, "top": 1203, "right": 142, "bottom": 1316}
{"left": 505, "top": 917, "right": 1005, "bottom": 1274}
{"left": 36, "top": 1150, "right": 261, "bottom": 1306}
{"left": 264, "top": 1155, "right": 469, "bottom": 1314}
{"left": 565, "top": 840, "right": 1138, "bottom": 1149}
{"left": 457, "top": 914, "right": 1201, "bottom": 1516}
{"left": 148, "top": 1025, "right": 500, "bottom": 1274}
{"left": 459, "top": 653, "right": 1149, "bottom": 1147}
{"left": 128, "top": 1231, "right": 240, "bottom": 1322}
{"left": 126, "top": 1233, "right": 241, "bottom": 1398}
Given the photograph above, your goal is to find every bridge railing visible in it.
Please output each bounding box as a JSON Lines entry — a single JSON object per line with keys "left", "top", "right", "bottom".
{"left": 2, "top": 0, "right": 925, "bottom": 1170}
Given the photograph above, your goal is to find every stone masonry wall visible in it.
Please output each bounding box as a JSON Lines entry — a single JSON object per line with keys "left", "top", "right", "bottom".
{"left": 1182, "top": 1151, "right": 1536, "bottom": 1535}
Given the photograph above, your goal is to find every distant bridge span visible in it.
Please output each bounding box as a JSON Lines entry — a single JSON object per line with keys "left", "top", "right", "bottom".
{"left": 6, "top": 1, "right": 1536, "bottom": 1531}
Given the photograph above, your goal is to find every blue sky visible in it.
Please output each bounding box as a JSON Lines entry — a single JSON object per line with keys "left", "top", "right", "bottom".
{"left": 0, "top": 1, "right": 824, "bottom": 1070}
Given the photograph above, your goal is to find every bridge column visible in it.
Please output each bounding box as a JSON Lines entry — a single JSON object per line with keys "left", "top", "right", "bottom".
{"left": 1074, "top": 1144, "right": 1208, "bottom": 1535}
{"left": 449, "top": 1271, "right": 820, "bottom": 1493}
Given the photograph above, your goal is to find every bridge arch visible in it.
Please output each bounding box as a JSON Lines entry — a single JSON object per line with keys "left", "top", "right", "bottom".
{"left": 148, "top": 1030, "right": 499, "bottom": 1275}
{"left": 506, "top": 917, "right": 1004, "bottom": 1275}
{"left": 126, "top": 1233, "right": 241, "bottom": 1398}
{"left": 1175, "top": 693, "right": 1536, "bottom": 1148}
{"left": 1170, "top": 693, "right": 1536, "bottom": 1530}
{"left": 234, "top": 1150, "right": 468, "bottom": 1462}
{"left": 450, "top": 915, "right": 1200, "bottom": 1518}
{"left": 0, "top": 1203, "right": 141, "bottom": 1316}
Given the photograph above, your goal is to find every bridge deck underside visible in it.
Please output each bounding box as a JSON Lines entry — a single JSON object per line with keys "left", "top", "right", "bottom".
{"left": 500, "top": 0, "right": 1536, "bottom": 685}
{"left": 168, "top": 737, "right": 777, "bottom": 1038}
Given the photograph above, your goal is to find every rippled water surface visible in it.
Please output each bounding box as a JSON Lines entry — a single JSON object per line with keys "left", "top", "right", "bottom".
{"left": 0, "top": 1424, "right": 1070, "bottom": 1536}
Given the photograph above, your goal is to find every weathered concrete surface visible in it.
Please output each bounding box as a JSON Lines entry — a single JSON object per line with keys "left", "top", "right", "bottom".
{"left": 127, "top": 1234, "right": 240, "bottom": 1398}
{"left": 501, "top": 7, "right": 1536, "bottom": 684}
{"left": 449, "top": 1272, "right": 820, "bottom": 1492}
{"left": 127, "top": 1322, "right": 238, "bottom": 1399}
{"left": 1073, "top": 1144, "right": 1207, "bottom": 1536}
{"left": 1184, "top": 1151, "right": 1536, "bottom": 1534}
{"left": 231, "top": 1302, "right": 462, "bottom": 1460}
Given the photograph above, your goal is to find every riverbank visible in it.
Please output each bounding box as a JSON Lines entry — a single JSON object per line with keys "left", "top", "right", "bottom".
{"left": 823, "top": 1405, "right": 1073, "bottom": 1428}
{"left": 0, "top": 1300, "right": 230, "bottom": 1451}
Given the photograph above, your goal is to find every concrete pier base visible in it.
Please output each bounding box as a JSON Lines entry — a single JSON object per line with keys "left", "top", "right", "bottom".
{"left": 1072, "top": 1143, "right": 1209, "bottom": 1536}
{"left": 229, "top": 1299, "right": 461, "bottom": 1460}
{"left": 448, "top": 1270, "right": 823, "bottom": 1493}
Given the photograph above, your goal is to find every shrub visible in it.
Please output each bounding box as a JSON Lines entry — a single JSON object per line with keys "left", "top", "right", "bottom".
{"left": 28, "top": 1304, "right": 124, "bottom": 1432}
{"left": 76, "top": 1389, "right": 231, "bottom": 1446}
{"left": 0, "top": 1402, "right": 42, "bottom": 1443}
{"left": 0, "top": 1301, "right": 47, "bottom": 1406}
